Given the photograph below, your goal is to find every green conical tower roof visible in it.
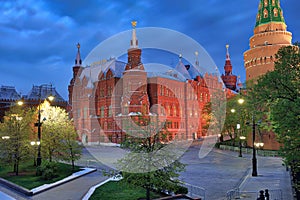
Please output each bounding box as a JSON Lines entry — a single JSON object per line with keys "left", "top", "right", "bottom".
{"left": 255, "top": 0, "right": 285, "bottom": 27}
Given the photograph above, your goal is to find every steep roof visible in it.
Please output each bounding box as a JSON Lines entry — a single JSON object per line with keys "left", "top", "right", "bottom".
{"left": 255, "top": 0, "right": 285, "bottom": 27}
{"left": 26, "top": 84, "right": 65, "bottom": 102}
{"left": 0, "top": 86, "right": 21, "bottom": 100}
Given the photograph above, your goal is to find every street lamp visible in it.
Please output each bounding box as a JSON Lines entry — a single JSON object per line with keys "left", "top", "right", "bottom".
{"left": 30, "top": 141, "right": 40, "bottom": 166}
{"left": 239, "top": 136, "right": 246, "bottom": 157}
{"left": 35, "top": 85, "right": 54, "bottom": 166}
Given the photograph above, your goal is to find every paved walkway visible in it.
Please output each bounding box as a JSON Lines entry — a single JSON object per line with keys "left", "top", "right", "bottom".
{"left": 0, "top": 145, "right": 294, "bottom": 200}
{"left": 215, "top": 148, "right": 293, "bottom": 200}
{"left": 0, "top": 170, "right": 107, "bottom": 200}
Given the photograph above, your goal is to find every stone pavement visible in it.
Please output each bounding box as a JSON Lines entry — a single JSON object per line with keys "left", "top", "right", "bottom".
{"left": 0, "top": 144, "right": 294, "bottom": 200}
{"left": 214, "top": 148, "right": 293, "bottom": 200}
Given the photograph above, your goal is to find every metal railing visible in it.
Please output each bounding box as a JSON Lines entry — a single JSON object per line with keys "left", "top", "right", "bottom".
{"left": 219, "top": 145, "right": 279, "bottom": 157}
{"left": 183, "top": 183, "right": 206, "bottom": 200}
{"left": 226, "top": 188, "right": 283, "bottom": 200}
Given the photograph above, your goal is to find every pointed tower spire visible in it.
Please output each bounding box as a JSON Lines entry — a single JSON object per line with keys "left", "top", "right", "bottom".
{"left": 125, "top": 21, "right": 144, "bottom": 71}
{"left": 130, "top": 21, "right": 138, "bottom": 48}
{"left": 244, "top": 0, "right": 292, "bottom": 81}
{"left": 255, "top": 0, "right": 285, "bottom": 28}
{"left": 75, "top": 43, "right": 82, "bottom": 66}
{"left": 221, "top": 44, "right": 237, "bottom": 91}
{"left": 224, "top": 44, "right": 232, "bottom": 75}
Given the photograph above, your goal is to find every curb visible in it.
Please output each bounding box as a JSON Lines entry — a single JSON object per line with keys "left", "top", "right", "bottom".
{"left": 0, "top": 167, "right": 97, "bottom": 196}
{"left": 82, "top": 175, "right": 123, "bottom": 200}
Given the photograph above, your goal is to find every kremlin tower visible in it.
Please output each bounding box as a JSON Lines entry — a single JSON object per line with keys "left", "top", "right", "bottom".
{"left": 221, "top": 45, "right": 237, "bottom": 91}
{"left": 244, "top": 0, "right": 292, "bottom": 81}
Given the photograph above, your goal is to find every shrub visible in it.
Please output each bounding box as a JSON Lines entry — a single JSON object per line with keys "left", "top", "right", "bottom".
{"left": 36, "top": 161, "right": 59, "bottom": 180}
{"left": 174, "top": 186, "right": 188, "bottom": 194}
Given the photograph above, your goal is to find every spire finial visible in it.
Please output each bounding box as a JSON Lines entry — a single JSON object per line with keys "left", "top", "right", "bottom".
{"left": 226, "top": 44, "right": 230, "bottom": 60}
{"left": 179, "top": 53, "right": 182, "bottom": 62}
{"left": 131, "top": 21, "right": 137, "bottom": 28}
{"left": 130, "top": 21, "right": 138, "bottom": 48}
{"left": 75, "top": 42, "right": 82, "bottom": 66}
{"left": 195, "top": 51, "right": 199, "bottom": 66}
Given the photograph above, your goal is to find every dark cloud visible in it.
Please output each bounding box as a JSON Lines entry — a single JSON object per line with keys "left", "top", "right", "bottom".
{"left": 0, "top": 0, "right": 299, "bottom": 99}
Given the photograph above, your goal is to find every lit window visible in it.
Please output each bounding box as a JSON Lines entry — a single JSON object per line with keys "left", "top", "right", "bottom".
{"left": 273, "top": 8, "right": 278, "bottom": 17}
{"left": 272, "top": 0, "right": 275, "bottom": 6}
{"left": 264, "top": 0, "right": 268, "bottom": 6}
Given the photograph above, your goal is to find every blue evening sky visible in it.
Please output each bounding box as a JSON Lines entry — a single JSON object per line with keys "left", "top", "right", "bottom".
{"left": 0, "top": 0, "right": 299, "bottom": 99}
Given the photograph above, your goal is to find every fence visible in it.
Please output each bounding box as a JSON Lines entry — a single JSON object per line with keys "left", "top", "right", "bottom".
{"left": 226, "top": 188, "right": 282, "bottom": 200}
{"left": 219, "top": 145, "right": 279, "bottom": 157}
{"left": 183, "top": 183, "right": 206, "bottom": 200}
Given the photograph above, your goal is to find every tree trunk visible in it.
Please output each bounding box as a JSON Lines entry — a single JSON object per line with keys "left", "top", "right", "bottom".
{"left": 146, "top": 187, "right": 150, "bottom": 200}
{"left": 15, "top": 159, "right": 19, "bottom": 176}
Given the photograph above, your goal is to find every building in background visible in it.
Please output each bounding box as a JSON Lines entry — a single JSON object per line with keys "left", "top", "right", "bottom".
{"left": 243, "top": 0, "right": 294, "bottom": 150}
{"left": 68, "top": 23, "right": 236, "bottom": 145}
{"left": 244, "top": 0, "right": 292, "bottom": 81}
{"left": 0, "top": 84, "right": 67, "bottom": 122}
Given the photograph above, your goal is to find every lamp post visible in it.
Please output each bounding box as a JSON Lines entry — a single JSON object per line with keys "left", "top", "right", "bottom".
{"left": 251, "top": 115, "right": 258, "bottom": 177}
{"left": 239, "top": 136, "right": 246, "bottom": 157}
{"left": 35, "top": 85, "right": 54, "bottom": 166}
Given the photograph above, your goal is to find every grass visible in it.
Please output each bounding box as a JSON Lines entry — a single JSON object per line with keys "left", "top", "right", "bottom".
{"left": 89, "top": 180, "right": 166, "bottom": 200}
{"left": 0, "top": 161, "right": 81, "bottom": 190}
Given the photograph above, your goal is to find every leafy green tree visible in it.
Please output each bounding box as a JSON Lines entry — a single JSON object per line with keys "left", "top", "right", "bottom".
{"left": 60, "top": 121, "right": 82, "bottom": 171}
{"left": 118, "top": 117, "right": 186, "bottom": 200}
{"left": 222, "top": 95, "right": 251, "bottom": 145}
{"left": 201, "top": 89, "right": 226, "bottom": 141}
{"left": 39, "top": 101, "right": 82, "bottom": 165}
{"left": 0, "top": 106, "right": 35, "bottom": 175}
{"left": 249, "top": 44, "right": 300, "bottom": 189}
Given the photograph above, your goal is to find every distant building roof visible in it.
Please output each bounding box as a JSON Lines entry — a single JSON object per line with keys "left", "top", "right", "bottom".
{"left": 0, "top": 86, "right": 21, "bottom": 100}
{"left": 26, "top": 84, "right": 65, "bottom": 102}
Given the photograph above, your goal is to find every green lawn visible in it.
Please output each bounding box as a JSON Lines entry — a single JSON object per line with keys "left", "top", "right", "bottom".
{"left": 89, "top": 180, "right": 166, "bottom": 200}
{"left": 0, "top": 161, "right": 81, "bottom": 190}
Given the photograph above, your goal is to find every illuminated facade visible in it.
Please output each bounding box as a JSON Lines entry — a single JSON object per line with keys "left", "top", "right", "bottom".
{"left": 68, "top": 24, "right": 236, "bottom": 145}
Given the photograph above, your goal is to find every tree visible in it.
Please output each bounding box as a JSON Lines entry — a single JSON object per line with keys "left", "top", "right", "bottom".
{"left": 0, "top": 106, "right": 35, "bottom": 175}
{"left": 249, "top": 44, "right": 300, "bottom": 190}
{"left": 60, "top": 121, "right": 82, "bottom": 171}
{"left": 39, "top": 101, "right": 82, "bottom": 164}
{"left": 222, "top": 95, "right": 251, "bottom": 145}
{"left": 202, "top": 88, "right": 227, "bottom": 141}
{"left": 118, "top": 116, "right": 186, "bottom": 200}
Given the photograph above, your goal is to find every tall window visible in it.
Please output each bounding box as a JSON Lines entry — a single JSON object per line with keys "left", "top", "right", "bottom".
{"left": 264, "top": 0, "right": 268, "bottom": 6}
{"left": 84, "top": 107, "right": 88, "bottom": 119}
{"left": 100, "top": 106, "right": 104, "bottom": 118}
{"left": 108, "top": 105, "right": 112, "bottom": 117}
{"left": 173, "top": 105, "right": 177, "bottom": 116}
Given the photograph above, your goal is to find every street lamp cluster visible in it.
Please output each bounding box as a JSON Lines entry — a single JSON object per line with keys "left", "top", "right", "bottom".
{"left": 231, "top": 97, "right": 264, "bottom": 177}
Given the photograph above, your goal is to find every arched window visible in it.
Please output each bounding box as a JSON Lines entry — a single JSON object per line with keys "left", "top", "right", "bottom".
{"left": 264, "top": 8, "right": 268, "bottom": 18}
{"left": 166, "top": 105, "right": 171, "bottom": 116}
{"left": 173, "top": 105, "right": 177, "bottom": 116}
{"left": 272, "top": 0, "right": 275, "bottom": 6}
{"left": 264, "top": 0, "right": 268, "bottom": 6}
